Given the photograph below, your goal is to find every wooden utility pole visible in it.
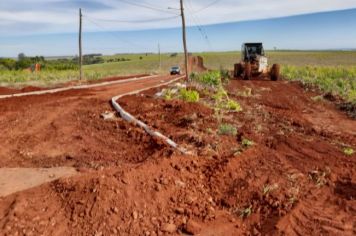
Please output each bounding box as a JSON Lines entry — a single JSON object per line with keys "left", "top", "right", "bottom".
{"left": 180, "top": 0, "right": 189, "bottom": 81}
{"left": 79, "top": 8, "right": 83, "bottom": 80}
{"left": 158, "top": 43, "right": 162, "bottom": 72}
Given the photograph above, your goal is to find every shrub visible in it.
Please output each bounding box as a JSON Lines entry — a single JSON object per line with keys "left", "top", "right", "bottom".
{"left": 218, "top": 123, "right": 237, "bottom": 136}
{"left": 241, "top": 138, "right": 254, "bottom": 148}
{"left": 163, "top": 89, "right": 174, "bottom": 100}
{"left": 179, "top": 89, "right": 200, "bottom": 102}
{"left": 226, "top": 100, "right": 243, "bottom": 112}
{"left": 344, "top": 147, "right": 354, "bottom": 156}
{"left": 193, "top": 71, "right": 221, "bottom": 87}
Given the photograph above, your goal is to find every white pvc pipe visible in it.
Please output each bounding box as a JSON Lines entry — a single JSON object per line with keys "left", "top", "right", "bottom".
{"left": 111, "top": 75, "right": 190, "bottom": 155}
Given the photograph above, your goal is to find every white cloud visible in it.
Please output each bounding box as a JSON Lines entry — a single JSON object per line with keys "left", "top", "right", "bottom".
{"left": 0, "top": 0, "right": 356, "bottom": 35}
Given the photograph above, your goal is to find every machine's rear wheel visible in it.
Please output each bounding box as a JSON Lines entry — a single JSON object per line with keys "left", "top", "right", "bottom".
{"left": 234, "top": 63, "right": 243, "bottom": 78}
{"left": 270, "top": 64, "right": 280, "bottom": 81}
{"left": 243, "top": 62, "right": 251, "bottom": 80}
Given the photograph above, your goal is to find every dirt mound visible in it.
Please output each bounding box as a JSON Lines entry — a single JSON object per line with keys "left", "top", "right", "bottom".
{"left": 188, "top": 56, "right": 207, "bottom": 73}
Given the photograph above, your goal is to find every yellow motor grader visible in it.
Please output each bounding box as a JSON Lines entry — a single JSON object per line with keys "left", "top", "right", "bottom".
{"left": 234, "top": 43, "right": 280, "bottom": 81}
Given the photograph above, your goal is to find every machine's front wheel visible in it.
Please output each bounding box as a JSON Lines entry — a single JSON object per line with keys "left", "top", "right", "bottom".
{"left": 243, "top": 62, "right": 251, "bottom": 80}
{"left": 234, "top": 63, "right": 243, "bottom": 78}
{"left": 270, "top": 64, "right": 280, "bottom": 81}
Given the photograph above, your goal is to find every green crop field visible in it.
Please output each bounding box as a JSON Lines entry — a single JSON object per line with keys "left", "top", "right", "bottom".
{"left": 1, "top": 51, "right": 356, "bottom": 103}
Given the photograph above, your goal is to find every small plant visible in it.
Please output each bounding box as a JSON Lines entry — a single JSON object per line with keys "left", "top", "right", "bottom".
{"left": 218, "top": 123, "right": 238, "bottom": 136}
{"left": 212, "top": 87, "right": 228, "bottom": 102}
{"left": 179, "top": 89, "right": 199, "bottom": 102}
{"left": 311, "top": 95, "right": 324, "bottom": 102}
{"left": 288, "top": 196, "right": 298, "bottom": 206}
{"left": 225, "top": 99, "right": 243, "bottom": 112}
{"left": 206, "top": 128, "right": 214, "bottom": 134}
{"left": 240, "top": 205, "right": 252, "bottom": 219}
{"left": 262, "top": 183, "right": 278, "bottom": 196}
{"left": 232, "top": 148, "right": 242, "bottom": 156}
{"left": 163, "top": 89, "right": 174, "bottom": 100}
{"left": 241, "top": 138, "right": 254, "bottom": 148}
{"left": 343, "top": 147, "right": 354, "bottom": 156}
{"left": 236, "top": 87, "right": 252, "bottom": 97}
{"left": 189, "top": 72, "right": 198, "bottom": 81}
{"left": 212, "top": 87, "right": 243, "bottom": 113}
{"left": 308, "top": 168, "right": 331, "bottom": 188}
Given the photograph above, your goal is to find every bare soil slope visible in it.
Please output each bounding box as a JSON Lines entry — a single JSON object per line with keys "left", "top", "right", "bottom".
{"left": 0, "top": 77, "right": 355, "bottom": 235}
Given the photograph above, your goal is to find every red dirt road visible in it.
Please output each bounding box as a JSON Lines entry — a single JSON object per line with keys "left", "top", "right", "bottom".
{"left": 0, "top": 76, "right": 355, "bottom": 236}
{"left": 0, "top": 75, "right": 180, "bottom": 168}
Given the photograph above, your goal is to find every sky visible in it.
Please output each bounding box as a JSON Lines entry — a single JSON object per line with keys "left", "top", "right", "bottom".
{"left": 0, "top": 0, "right": 356, "bottom": 57}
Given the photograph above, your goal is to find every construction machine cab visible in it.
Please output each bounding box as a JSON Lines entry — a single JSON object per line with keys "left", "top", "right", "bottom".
{"left": 234, "top": 42, "right": 280, "bottom": 81}
{"left": 241, "top": 43, "right": 265, "bottom": 61}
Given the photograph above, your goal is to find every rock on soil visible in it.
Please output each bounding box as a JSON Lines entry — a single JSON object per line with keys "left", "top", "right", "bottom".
{"left": 161, "top": 223, "right": 177, "bottom": 233}
{"left": 184, "top": 219, "right": 202, "bottom": 235}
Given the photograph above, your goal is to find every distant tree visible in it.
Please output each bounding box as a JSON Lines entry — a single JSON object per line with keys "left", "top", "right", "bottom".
{"left": 0, "top": 58, "right": 17, "bottom": 70}
{"left": 18, "top": 53, "right": 26, "bottom": 61}
{"left": 170, "top": 53, "right": 178, "bottom": 57}
{"left": 0, "top": 64, "right": 7, "bottom": 70}
{"left": 16, "top": 58, "right": 32, "bottom": 70}
{"left": 82, "top": 55, "right": 104, "bottom": 65}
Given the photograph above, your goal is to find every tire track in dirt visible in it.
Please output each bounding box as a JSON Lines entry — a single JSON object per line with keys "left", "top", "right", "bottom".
{"left": 277, "top": 187, "right": 356, "bottom": 235}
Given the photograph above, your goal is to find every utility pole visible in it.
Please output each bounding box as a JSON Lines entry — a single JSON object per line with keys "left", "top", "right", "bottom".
{"left": 180, "top": 0, "right": 189, "bottom": 81}
{"left": 79, "top": 8, "right": 83, "bottom": 80}
{"left": 158, "top": 43, "right": 162, "bottom": 73}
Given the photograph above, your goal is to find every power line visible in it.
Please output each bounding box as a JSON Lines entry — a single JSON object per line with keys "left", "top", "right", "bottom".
{"left": 84, "top": 14, "right": 180, "bottom": 24}
{"left": 189, "top": 0, "right": 223, "bottom": 14}
{"left": 84, "top": 16, "right": 148, "bottom": 50}
{"left": 115, "top": 0, "right": 179, "bottom": 15}
{"left": 186, "top": 0, "right": 212, "bottom": 49}
{"left": 186, "top": 0, "right": 225, "bottom": 68}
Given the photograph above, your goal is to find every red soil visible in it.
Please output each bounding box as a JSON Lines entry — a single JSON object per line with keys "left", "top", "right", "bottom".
{"left": 0, "top": 76, "right": 355, "bottom": 235}
{"left": 0, "top": 74, "right": 148, "bottom": 95}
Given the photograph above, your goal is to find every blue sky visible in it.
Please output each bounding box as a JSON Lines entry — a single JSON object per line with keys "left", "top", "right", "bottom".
{"left": 0, "top": 0, "right": 356, "bottom": 57}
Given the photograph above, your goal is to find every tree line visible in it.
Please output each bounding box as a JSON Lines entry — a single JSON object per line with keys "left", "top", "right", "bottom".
{"left": 0, "top": 53, "right": 107, "bottom": 71}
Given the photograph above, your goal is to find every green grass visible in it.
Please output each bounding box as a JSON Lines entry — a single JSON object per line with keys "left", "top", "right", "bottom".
{"left": 179, "top": 89, "right": 200, "bottom": 102}
{"left": 191, "top": 70, "right": 222, "bottom": 87}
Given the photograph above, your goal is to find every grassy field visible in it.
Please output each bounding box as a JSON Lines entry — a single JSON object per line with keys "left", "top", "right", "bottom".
{"left": 94, "top": 50, "right": 356, "bottom": 74}
{"left": 1, "top": 51, "right": 356, "bottom": 95}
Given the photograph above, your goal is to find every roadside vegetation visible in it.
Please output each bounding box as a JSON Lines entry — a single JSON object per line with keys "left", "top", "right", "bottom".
{"left": 282, "top": 66, "right": 356, "bottom": 103}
